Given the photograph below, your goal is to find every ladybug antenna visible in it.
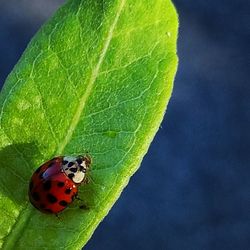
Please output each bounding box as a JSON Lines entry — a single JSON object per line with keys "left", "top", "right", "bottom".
{"left": 84, "top": 154, "right": 92, "bottom": 167}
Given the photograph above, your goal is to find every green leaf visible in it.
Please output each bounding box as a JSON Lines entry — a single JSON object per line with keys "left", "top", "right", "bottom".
{"left": 0, "top": 0, "right": 178, "bottom": 249}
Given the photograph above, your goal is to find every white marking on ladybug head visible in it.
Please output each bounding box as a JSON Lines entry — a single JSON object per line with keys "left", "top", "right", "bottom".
{"left": 72, "top": 171, "right": 85, "bottom": 184}
{"left": 62, "top": 155, "right": 91, "bottom": 184}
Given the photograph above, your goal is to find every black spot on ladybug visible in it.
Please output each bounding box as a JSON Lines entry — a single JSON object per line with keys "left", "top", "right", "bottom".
{"left": 43, "top": 180, "right": 52, "bottom": 191}
{"left": 65, "top": 188, "right": 71, "bottom": 194}
{"left": 35, "top": 166, "right": 41, "bottom": 174}
{"left": 68, "top": 173, "right": 74, "bottom": 179}
{"left": 70, "top": 167, "right": 77, "bottom": 173}
{"left": 32, "top": 192, "right": 40, "bottom": 201}
{"left": 29, "top": 181, "right": 33, "bottom": 191}
{"left": 62, "top": 160, "right": 68, "bottom": 165}
{"left": 44, "top": 208, "right": 53, "bottom": 213}
{"left": 68, "top": 162, "right": 74, "bottom": 168}
{"left": 76, "top": 158, "right": 82, "bottom": 164}
{"left": 80, "top": 165, "right": 87, "bottom": 172}
{"left": 57, "top": 182, "right": 65, "bottom": 187}
{"left": 47, "top": 193, "right": 58, "bottom": 203}
{"left": 59, "top": 200, "right": 68, "bottom": 207}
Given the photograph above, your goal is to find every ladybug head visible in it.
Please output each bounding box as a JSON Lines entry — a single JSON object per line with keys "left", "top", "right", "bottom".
{"left": 62, "top": 155, "right": 92, "bottom": 184}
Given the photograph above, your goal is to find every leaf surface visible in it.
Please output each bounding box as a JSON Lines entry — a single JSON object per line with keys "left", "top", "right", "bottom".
{"left": 0, "top": 0, "right": 178, "bottom": 249}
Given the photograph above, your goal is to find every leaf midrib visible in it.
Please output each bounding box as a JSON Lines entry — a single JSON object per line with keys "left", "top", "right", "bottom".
{"left": 56, "top": 0, "right": 126, "bottom": 154}
{"left": 2, "top": 1, "right": 126, "bottom": 249}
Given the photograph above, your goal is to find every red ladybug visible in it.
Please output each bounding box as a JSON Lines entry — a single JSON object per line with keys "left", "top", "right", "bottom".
{"left": 28, "top": 155, "right": 91, "bottom": 214}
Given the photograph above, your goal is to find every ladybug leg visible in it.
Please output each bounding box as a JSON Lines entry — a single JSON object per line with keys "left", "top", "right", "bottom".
{"left": 74, "top": 192, "right": 84, "bottom": 202}
{"left": 82, "top": 176, "right": 90, "bottom": 185}
{"left": 74, "top": 194, "right": 90, "bottom": 210}
{"left": 83, "top": 173, "right": 95, "bottom": 185}
{"left": 75, "top": 196, "right": 83, "bottom": 201}
{"left": 55, "top": 213, "right": 61, "bottom": 219}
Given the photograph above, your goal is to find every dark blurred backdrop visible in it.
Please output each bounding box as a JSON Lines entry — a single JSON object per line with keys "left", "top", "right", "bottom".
{"left": 0, "top": 1, "right": 249, "bottom": 249}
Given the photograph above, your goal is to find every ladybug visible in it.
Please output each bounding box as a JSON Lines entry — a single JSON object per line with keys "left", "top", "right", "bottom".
{"left": 28, "top": 155, "right": 91, "bottom": 214}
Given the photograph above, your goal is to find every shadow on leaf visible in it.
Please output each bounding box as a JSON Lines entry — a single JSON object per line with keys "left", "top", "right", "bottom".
{"left": 0, "top": 142, "right": 42, "bottom": 205}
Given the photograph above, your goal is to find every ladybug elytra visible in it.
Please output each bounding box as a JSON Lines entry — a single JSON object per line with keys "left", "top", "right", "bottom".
{"left": 28, "top": 155, "right": 91, "bottom": 214}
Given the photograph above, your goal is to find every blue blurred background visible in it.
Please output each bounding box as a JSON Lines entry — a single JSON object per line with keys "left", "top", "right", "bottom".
{"left": 0, "top": 1, "right": 249, "bottom": 249}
